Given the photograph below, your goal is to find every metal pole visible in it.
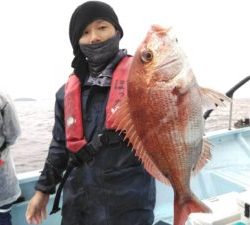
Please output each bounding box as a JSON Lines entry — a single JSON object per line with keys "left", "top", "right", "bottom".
{"left": 228, "top": 98, "right": 233, "bottom": 130}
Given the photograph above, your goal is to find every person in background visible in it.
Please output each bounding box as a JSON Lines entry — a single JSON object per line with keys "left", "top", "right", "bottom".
{"left": 26, "top": 1, "right": 156, "bottom": 225}
{"left": 0, "top": 92, "right": 21, "bottom": 225}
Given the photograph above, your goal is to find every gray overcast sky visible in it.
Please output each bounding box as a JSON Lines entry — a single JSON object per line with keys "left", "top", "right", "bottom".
{"left": 0, "top": 0, "right": 250, "bottom": 99}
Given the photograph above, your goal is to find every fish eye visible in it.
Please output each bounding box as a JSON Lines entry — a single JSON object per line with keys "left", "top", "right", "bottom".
{"left": 141, "top": 49, "right": 153, "bottom": 63}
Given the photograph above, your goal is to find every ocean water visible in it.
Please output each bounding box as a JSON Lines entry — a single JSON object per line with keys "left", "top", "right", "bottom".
{"left": 12, "top": 99, "right": 54, "bottom": 173}
{"left": 11, "top": 98, "right": 250, "bottom": 173}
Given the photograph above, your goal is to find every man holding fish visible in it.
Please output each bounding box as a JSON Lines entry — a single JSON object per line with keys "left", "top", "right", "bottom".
{"left": 26, "top": 1, "right": 229, "bottom": 225}
{"left": 26, "top": 1, "right": 155, "bottom": 225}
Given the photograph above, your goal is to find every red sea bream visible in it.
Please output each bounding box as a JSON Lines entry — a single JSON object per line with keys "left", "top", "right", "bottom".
{"left": 111, "top": 25, "right": 229, "bottom": 225}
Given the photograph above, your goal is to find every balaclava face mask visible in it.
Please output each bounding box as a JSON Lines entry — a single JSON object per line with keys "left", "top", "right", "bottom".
{"left": 69, "top": 1, "right": 123, "bottom": 79}
{"left": 79, "top": 33, "right": 120, "bottom": 76}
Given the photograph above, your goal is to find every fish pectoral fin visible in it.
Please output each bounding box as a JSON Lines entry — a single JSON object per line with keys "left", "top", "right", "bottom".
{"left": 110, "top": 97, "right": 170, "bottom": 185}
{"left": 199, "top": 87, "right": 231, "bottom": 111}
{"left": 192, "top": 138, "right": 212, "bottom": 174}
{"left": 173, "top": 69, "right": 196, "bottom": 95}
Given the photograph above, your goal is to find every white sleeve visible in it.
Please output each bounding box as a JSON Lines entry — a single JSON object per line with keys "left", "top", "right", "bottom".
{"left": 0, "top": 94, "right": 21, "bottom": 146}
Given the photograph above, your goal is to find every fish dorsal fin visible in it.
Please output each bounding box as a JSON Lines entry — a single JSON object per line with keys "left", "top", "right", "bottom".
{"left": 192, "top": 137, "right": 212, "bottom": 174}
{"left": 199, "top": 87, "right": 231, "bottom": 111}
{"left": 111, "top": 98, "right": 170, "bottom": 185}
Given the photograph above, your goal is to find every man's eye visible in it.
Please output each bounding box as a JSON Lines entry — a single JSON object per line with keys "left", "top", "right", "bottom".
{"left": 99, "top": 26, "right": 107, "bottom": 30}
{"left": 83, "top": 30, "right": 89, "bottom": 35}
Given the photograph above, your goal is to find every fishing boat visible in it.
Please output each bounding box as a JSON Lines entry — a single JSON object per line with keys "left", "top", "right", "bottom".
{"left": 12, "top": 76, "right": 250, "bottom": 225}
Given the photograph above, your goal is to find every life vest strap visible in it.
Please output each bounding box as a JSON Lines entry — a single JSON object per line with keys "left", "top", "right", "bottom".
{"left": 50, "top": 162, "right": 74, "bottom": 215}
{"left": 50, "top": 142, "right": 99, "bottom": 215}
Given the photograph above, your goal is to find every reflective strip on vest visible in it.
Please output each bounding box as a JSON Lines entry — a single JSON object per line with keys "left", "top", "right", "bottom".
{"left": 64, "top": 56, "right": 133, "bottom": 153}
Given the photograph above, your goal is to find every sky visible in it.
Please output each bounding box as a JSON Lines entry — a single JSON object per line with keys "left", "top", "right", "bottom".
{"left": 0, "top": 0, "right": 250, "bottom": 100}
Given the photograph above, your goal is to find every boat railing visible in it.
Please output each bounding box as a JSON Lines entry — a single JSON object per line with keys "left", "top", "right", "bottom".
{"left": 204, "top": 76, "right": 250, "bottom": 130}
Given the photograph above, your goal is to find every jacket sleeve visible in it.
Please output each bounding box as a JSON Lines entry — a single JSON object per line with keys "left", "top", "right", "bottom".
{"left": 35, "top": 86, "right": 69, "bottom": 194}
{"left": 0, "top": 94, "right": 21, "bottom": 146}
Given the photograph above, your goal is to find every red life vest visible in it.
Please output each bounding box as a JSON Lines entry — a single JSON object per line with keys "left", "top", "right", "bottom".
{"left": 64, "top": 56, "right": 133, "bottom": 153}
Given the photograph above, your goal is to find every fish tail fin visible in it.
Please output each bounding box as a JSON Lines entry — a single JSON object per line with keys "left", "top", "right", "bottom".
{"left": 174, "top": 193, "right": 211, "bottom": 225}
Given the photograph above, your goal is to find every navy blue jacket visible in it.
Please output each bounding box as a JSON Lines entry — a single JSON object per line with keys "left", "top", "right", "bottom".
{"left": 36, "top": 59, "right": 156, "bottom": 225}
